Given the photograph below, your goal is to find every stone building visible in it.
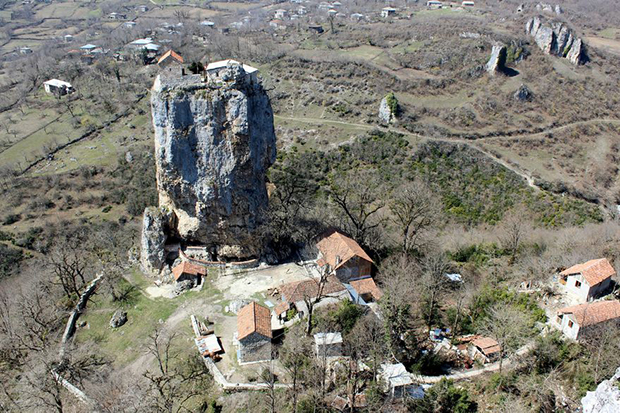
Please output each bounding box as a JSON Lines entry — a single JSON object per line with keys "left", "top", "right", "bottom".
{"left": 237, "top": 302, "right": 272, "bottom": 363}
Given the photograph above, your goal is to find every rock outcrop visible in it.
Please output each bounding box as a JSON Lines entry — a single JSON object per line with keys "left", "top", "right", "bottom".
{"left": 525, "top": 16, "right": 587, "bottom": 65}
{"left": 110, "top": 310, "right": 127, "bottom": 328}
{"left": 514, "top": 84, "right": 534, "bottom": 101}
{"left": 142, "top": 63, "right": 276, "bottom": 273}
{"left": 486, "top": 44, "right": 507, "bottom": 75}
{"left": 379, "top": 93, "right": 398, "bottom": 124}
{"left": 582, "top": 367, "right": 620, "bottom": 413}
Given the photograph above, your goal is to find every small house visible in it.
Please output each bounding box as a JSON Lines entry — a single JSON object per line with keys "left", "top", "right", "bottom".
{"left": 427, "top": 0, "right": 443, "bottom": 9}
{"left": 43, "top": 79, "right": 75, "bottom": 96}
{"left": 237, "top": 302, "right": 272, "bottom": 363}
{"left": 138, "top": 5, "right": 149, "bottom": 12}
{"left": 80, "top": 44, "right": 99, "bottom": 54}
{"left": 308, "top": 25, "right": 324, "bottom": 34}
{"left": 172, "top": 261, "right": 207, "bottom": 284}
{"left": 200, "top": 20, "right": 215, "bottom": 27}
{"left": 381, "top": 7, "right": 397, "bottom": 18}
{"left": 205, "top": 59, "right": 258, "bottom": 83}
{"left": 157, "top": 50, "right": 184, "bottom": 71}
{"left": 19, "top": 46, "right": 33, "bottom": 55}
{"left": 469, "top": 336, "right": 500, "bottom": 363}
{"left": 279, "top": 276, "right": 348, "bottom": 317}
{"left": 462, "top": 1, "right": 474, "bottom": 7}
{"left": 317, "top": 230, "right": 373, "bottom": 282}
{"left": 273, "top": 301, "right": 291, "bottom": 325}
{"left": 350, "top": 13, "right": 365, "bottom": 21}
{"left": 274, "top": 9, "right": 288, "bottom": 19}
{"left": 124, "top": 22, "right": 136, "bottom": 29}
{"left": 349, "top": 277, "right": 383, "bottom": 303}
{"left": 314, "top": 332, "right": 343, "bottom": 357}
{"left": 379, "top": 363, "right": 414, "bottom": 398}
{"left": 556, "top": 300, "right": 620, "bottom": 341}
{"left": 559, "top": 258, "right": 615, "bottom": 302}
{"left": 63, "top": 34, "right": 74, "bottom": 43}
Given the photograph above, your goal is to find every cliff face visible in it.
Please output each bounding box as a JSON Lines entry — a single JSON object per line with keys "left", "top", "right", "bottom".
{"left": 582, "top": 367, "right": 620, "bottom": 413}
{"left": 142, "top": 65, "right": 276, "bottom": 273}
{"left": 525, "top": 16, "right": 587, "bottom": 65}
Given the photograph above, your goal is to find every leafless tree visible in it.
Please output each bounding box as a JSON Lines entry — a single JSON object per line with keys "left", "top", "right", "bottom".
{"left": 419, "top": 252, "right": 451, "bottom": 332}
{"left": 389, "top": 179, "right": 440, "bottom": 253}
{"left": 304, "top": 265, "right": 331, "bottom": 336}
{"left": 499, "top": 206, "right": 531, "bottom": 265}
{"left": 480, "top": 305, "right": 530, "bottom": 375}
{"left": 280, "top": 326, "right": 313, "bottom": 412}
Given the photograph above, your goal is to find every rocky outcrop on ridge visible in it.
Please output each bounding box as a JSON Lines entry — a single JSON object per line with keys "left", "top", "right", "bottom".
{"left": 582, "top": 367, "right": 620, "bottom": 413}
{"left": 141, "top": 63, "right": 276, "bottom": 274}
{"left": 525, "top": 16, "right": 587, "bottom": 65}
{"left": 486, "top": 44, "right": 507, "bottom": 75}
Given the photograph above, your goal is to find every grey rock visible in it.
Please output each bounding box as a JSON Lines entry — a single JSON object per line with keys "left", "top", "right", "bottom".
{"left": 582, "top": 367, "right": 620, "bottom": 413}
{"left": 110, "top": 310, "right": 127, "bottom": 328}
{"left": 379, "top": 96, "right": 396, "bottom": 123}
{"left": 514, "top": 84, "right": 534, "bottom": 102}
{"left": 174, "top": 280, "right": 195, "bottom": 295}
{"left": 525, "top": 16, "right": 587, "bottom": 65}
{"left": 486, "top": 44, "right": 507, "bottom": 75}
{"left": 149, "top": 65, "right": 276, "bottom": 261}
{"left": 125, "top": 151, "right": 133, "bottom": 163}
{"left": 554, "top": 5, "right": 562, "bottom": 15}
{"left": 140, "top": 207, "right": 174, "bottom": 274}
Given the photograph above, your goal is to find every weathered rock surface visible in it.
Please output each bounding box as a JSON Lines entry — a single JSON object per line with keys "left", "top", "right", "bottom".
{"left": 525, "top": 16, "right": 587, "bottom": 65}
{"left": 145, "top": 64, "right": 276, "bottom": 265}
{"left": 582, "top": 367, "right": 620, "bottom": 413}
{"left": 110, "top": 310, "right": 127, "bottom": 328}
{"left": 379, "top": 95, "right": 396, "bottom": 123}
{"left": 514, "top": 84, "right": 534, "bottom": 101}
{"left": 486, "top": 44, "right": 507, "bottom": 75}
{"left": 141, "top": 206, "right": 174, "bottom": 274}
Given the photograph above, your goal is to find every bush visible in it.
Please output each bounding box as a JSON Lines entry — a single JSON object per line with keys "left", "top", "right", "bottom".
{"left": 0, "top": 244, "right": 23, "bottom": 279}
{"left": 409, "top": 378, "right": 477, "bottom": 412}
{"left": 2, "top": 214, "right": 21, "bottom": 225}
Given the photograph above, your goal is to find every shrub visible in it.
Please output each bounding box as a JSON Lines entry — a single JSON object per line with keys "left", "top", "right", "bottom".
{"left": 2, "top": 214, "right": 21, "bottom": 225}
{"left": 0, "top": 244, "right": 23, "bottom": 279}
{"left": 409, "top": 378, "right": 477, "bottom": 412}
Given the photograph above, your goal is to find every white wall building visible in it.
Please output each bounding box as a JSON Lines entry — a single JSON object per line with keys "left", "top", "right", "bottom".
{"left": 560, "top": 258, "right": 615, "bottom": 303}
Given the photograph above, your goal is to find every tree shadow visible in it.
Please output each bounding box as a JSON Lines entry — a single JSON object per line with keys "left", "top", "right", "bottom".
{"left": 501, "top": 67, "right": 520, "bottom": 77}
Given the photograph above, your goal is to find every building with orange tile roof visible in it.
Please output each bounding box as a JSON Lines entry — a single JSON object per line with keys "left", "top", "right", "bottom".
{"left": 469, "top": 336, "right": 501, "bottom": 363}
{"left": 559, "top": 258, "right": 615, "bottom": 303}
{"left": 236, "top": 302, "right": 272, "bottom": 362}
{"left": 158, "top": 49, "right": 184, "bottom": 66}
{"left": 349, "top": 277, "right": 383, "bottom": 303}
{"left": 316, "top": 230, "right": 373, "bottom": 282}
{"left": 172, "top": 261, "right": 207, "bottom": 283}
{"left": 556, "top": 300, "right": 620, "bottom": 340}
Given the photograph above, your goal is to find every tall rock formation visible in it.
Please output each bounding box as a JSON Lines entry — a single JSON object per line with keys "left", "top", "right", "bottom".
{"left": 525, "top": 16, "right": 587, "bottom": 65}
{"left": 582, "top": 367, "right": 620, "bottom": 413}
{"left": 141, "top": 63, "right": 276, "bottom": 274}
{"left": 486, "top": 44, "right": 507, "bottom": 75}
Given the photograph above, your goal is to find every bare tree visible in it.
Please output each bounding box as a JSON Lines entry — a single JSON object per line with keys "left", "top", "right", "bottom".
{"left": 419, "top": 252, "right": 451, "bottom": 332}
{"left": 303, "top": 265, "right": 331, "bottom": 336}
{"left": 328, "top": 168, "right": 386, "bottom": 247}
{"left": 480, "top": 305, "right": 530, "bottom": 375}
{"left": 280, "top": 326, "right": 313, "bottom": 412}
{"left": 499, "top": 206, "right": 531, "bottom": 265}
{"left": 389, "top": 179, "right": 440, "bottom": 253}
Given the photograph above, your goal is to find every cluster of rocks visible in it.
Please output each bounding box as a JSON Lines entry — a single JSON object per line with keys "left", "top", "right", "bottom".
{"left": 514, "top": 84, "right": 534, "bottom": 102}
{"left": 141, "top": 63, "right": 277, "bottom": 276}
{"left": 536, "top": 3, "right": 562, "bottom": 15}
{"left": 379, "top": 95, "right": 397, "bottom": 124}
{"left": 525, "top": 16, "right": 587, "bottom": 65}
{"left": 582, "top": 367, "right": 620, "bottom": 413}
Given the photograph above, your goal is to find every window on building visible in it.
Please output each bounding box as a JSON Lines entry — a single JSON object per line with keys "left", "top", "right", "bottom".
{"left": 575, "top": 280, "right": 582, "bottom": 288}
{"left": 568, "top": 320, "right": 574, "bottom": 328}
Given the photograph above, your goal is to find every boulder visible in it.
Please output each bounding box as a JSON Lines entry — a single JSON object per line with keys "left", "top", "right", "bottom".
{"left": 110, "top": 310, "right": 127, "bottom": 328}
{"left": 174, "top": 280, "right": 195, "bottom": 295}
{"left": 140, "top": 207, "right": 174, "bottom": 275}
{"left": 486, "top": 44, "right": 507, "bottom": 75}
{"left": 379, "top": 93, "right": 398, "bottom": 123}
{"left": 582, "top": 367, "right": 620, "bottom": 413}
{"left": 513, "top": 84, "right": 534, "bottom": 102}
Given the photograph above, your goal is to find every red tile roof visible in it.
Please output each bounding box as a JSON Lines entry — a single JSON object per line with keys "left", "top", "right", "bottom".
{"left": 274, "top": 301, "right": 290, "bottom": 316}
{"left": 560, "top": 258, "right": 615, "bottom": 287}
{"left": 316, "top": 230, "right": 373, "bottom": 271}
{"left": 558, "top": 300, "right": 620, "bottom": 327}
{"left": 350, "top": 277, "right": 383, "bottom": 301}
{"left": 172, "top": 261, "right": 207, "bottom": 281}
{"left": 237, "top": 302, "right": 272, "bottom": 340}
{"left": 280, "top": 275, "right": 346, "bottom": 304}
{"left": 472, "top": 336, "right": 500, "bottom": 356}
{"left": 157, "top": 49, "right": 184, "bottom": 65}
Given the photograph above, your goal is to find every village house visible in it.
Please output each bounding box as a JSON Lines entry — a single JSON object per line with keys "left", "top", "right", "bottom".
{"left": 63, "top": 34, "right": 73, "bottom": 43}
{"left": 316, "top": 230, "right": 373, "bottom": 282}
{"left": 462, "top": 1, "right": 475, "bottom": 7}
{"left": 379, "top": 363, "right": 423, "bottom": 399}
{"left": 556, "top": 300, "right": 620, "bottom": 341}
{"left": 314, "top": 332, "right": 343, "bottom": 357}
{"left": 279, "top": 275, "right": 348, "bottom": 318}
{"left": 469, "top": 336, "right": 501, "bottom": 364}
{"left": 236, "top": 302, "right": 273, "bottom": 363}
{"left": 80, "top": 44, "right": 101, "bottom": 54}
{"left": 19, "top": 46, "right": 33, "bottom": 55}
{"left": 274, "top": 9, "right": 288, "bottom": 19}
{"left": 559, "top": 258, "right": 615, "bottom": 302}
{"left": 138, "top": 5, "right": 149, "bottom": 12}
{"left": 381, "top": 7, "right": 397, "bottom": 18}
{"left": 427, "top": 0, "right": 443, "bottom": 9}
{"left": 172, "top": 261, "right": 207, "bottom": 284}
{"left": 205, "top": 59, "right": 259, "bottom": 83}
{"left": 43, "top": 79, "right": 75, "bottom": 96}
{"left": 157, "top": 50, "right": 184, "bottom": 75}
{"left": 124, "top": 22, "right": 137, "bottom": 29}
{"left": 348, "top": 277, "right": 383, "bottom": 304}
{"left": 272, "top": 301, "right": 291, "bottom": 326}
